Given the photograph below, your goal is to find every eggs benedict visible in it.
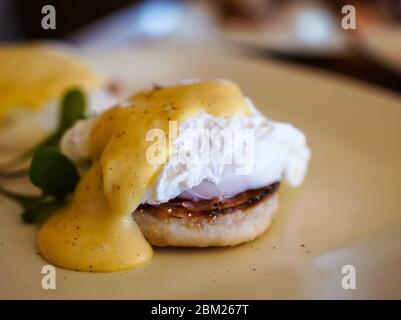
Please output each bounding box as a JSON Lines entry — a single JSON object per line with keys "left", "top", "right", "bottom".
{"left": 38, "top": 80, "right": 310, "bottom": 272}
{"left": 0, "top": 44, "right": 117, "bottom": 148}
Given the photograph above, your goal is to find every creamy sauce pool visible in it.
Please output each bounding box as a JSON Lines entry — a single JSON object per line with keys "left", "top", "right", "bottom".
{"left": 37, "top": 81, "right": 250, "bottom": 272}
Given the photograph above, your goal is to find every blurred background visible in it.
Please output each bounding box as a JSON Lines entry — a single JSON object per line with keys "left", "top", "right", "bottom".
{"left": 1, "top": 0, "right": 400, "bottom": 94}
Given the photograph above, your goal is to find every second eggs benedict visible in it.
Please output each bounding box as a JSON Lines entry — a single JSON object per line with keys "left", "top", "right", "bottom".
{"left": 0, "top": 44, "right": 117, "bottom": 148}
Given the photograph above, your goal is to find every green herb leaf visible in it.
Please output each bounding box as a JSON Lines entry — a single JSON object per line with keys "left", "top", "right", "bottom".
{"left": 41, "top": 88, "right": 87, "bottom": 148}
{"left": 29, "top": 147, "right": 80, "bottom": 198}
{"left": 57, "top": 88, "right": 86, "bottom": 136}
{"left": 38, "top": 88, "right": 86, "bottom": 149}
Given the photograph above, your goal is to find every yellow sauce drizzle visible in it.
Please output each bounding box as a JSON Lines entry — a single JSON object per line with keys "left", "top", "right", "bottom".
{"left": 37, "top": 81, "right": 250, "bottom": 272}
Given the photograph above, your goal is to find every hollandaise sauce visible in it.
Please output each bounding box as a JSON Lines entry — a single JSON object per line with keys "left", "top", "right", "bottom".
{"left": 0, "top": 45, "right": 104, "bottom": 119}
{"left": 37, "top": 81, "right": 250, "bottom": 272}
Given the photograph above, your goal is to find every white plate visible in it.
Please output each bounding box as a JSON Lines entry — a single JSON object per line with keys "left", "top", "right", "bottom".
{"left": 1, "top": 44, "right": 401, "bottom": 299}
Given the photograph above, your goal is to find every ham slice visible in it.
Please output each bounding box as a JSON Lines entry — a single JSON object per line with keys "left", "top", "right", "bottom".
{"left": 139, "top": 182, "right": 279, "bottom": 218}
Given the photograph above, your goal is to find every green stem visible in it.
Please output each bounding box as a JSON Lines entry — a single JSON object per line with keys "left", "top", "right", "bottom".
{"left": 0, "top": 185, "right": 42, "bottom": 209}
